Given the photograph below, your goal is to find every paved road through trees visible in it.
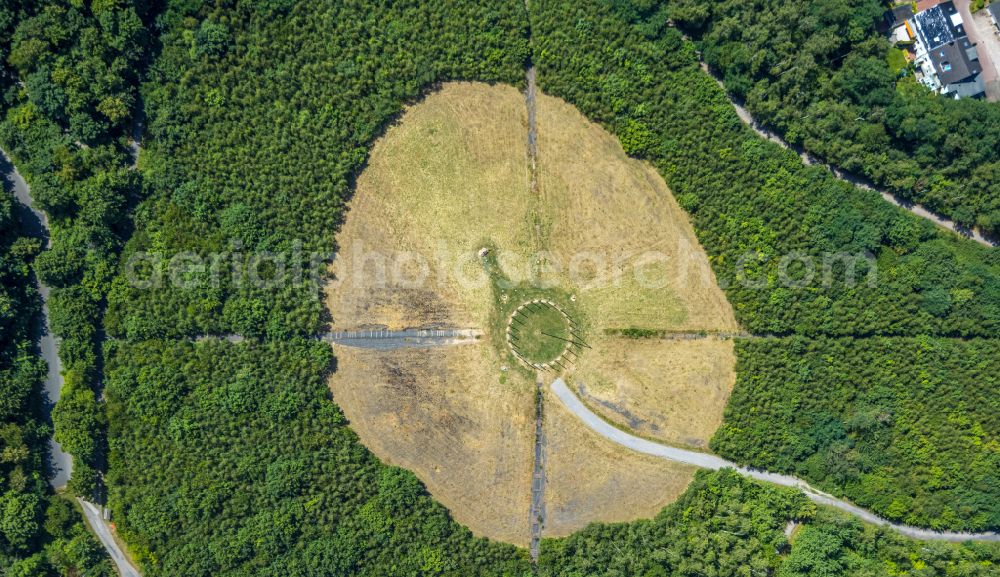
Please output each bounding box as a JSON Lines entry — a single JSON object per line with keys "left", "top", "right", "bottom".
{"left": 551, "top": 377, "right": 1000, "bottom": 542}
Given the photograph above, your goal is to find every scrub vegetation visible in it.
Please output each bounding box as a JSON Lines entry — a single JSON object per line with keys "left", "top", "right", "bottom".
{"left": 715, "top": 336, "right": 1000, "bottom": 532}
{"left": 540, "top": 469, "right": 1000, "bottom": 577}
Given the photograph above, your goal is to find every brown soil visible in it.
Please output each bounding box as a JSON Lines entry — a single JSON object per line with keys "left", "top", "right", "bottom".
{"left": 329, "top": 344, "right": 536, "bottom": 545}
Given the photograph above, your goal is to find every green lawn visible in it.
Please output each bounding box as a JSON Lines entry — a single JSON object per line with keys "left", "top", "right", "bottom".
{"left": 510, "top": 302, "right": 571, "bottom": 364}
{"left": 887, "top": 47, "right": 908, "bottom": 76}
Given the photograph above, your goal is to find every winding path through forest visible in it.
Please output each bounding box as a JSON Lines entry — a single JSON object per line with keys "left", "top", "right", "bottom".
{"left": 1, "top": 151, "right": 73, "bottom": 488}
{"left": 79, "top": 499, "right": 141, "bottom": 577}
{"left": 2, "top": 150, "right": 143, "bottom": 577}
{"left": 551, "top": 377, "right": 1000, "bottom": 542}
{"left": 697, "top": 61, "right": 997, "bottom": 248}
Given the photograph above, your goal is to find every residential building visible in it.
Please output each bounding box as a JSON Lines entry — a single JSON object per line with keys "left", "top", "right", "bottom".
{"left": 910, "top": 1, "right": 985, "bottom": 98}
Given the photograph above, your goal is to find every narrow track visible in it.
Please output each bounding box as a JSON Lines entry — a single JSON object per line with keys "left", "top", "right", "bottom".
{"left": 322, "top": 328, "right": 481, "bottom": 350}
{"left": 525, "top": 66, "right": 539, "bottom": 195}
{"left": 79, "top": 500, "right": 141, "bottom": 577}
{"left": 521, "top": 26, "right": 550, "bottom": 560}
{"left": 528, "top": 378, "right": 547, "bottom": 561}
{"left": 552, "top": 377, "right": 1000, "bottom": 542}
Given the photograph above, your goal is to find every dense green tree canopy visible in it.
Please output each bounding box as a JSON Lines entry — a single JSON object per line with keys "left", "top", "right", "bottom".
{"left": 529, "top": 0, "right": 1000, "bottom": 532}
{"left": 670, "top": 0, "right": 1000, "bottom": 235}
{"left": 0, "top": 177, "right": 114, "bottom": 575}
{"left": 3, "top": 0, "right": 1000, "bottom": 574}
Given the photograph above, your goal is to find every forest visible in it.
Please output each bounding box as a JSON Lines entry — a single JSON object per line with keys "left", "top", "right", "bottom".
{"left": 531, "top": 0, "right": 1000, "bottom": 340}
{"left": 668, "top": 0, "right": 1000, "bottom": 236}
{"left": 102, "top": 0, "right": 530, "bottom": 341}
{"left": 0, "top": 164, "right": 114, "bottom": 574}
{"left": 103, "top": 338, "right": 531, "bottom": 576}
{"left": 540, "top": 470, "right": 1000, "bottom": 577}
{"left": 1, "top": 0, "right": 999, "bottom": 573}
{"left": 0, "top": 0, "right": 149, "bottom": 497}
{"left": 714, "top": 336, "right": 1000, "bottom": 532}
{"left": 529, "top": 0, "right": 1000, "bottom": 531}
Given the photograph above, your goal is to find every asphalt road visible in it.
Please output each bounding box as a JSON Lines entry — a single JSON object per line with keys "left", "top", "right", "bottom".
{"left": 551, "top": 377, "right": 1000, "bottom": 542}
{"left": 79, "top": 499, "right": 141, "bottom": 577}
{"left": 4, "top": 150, "right": 142, "bottom": 574}
{"left": 1, "top": 150, "right": 73, "bottom": 489}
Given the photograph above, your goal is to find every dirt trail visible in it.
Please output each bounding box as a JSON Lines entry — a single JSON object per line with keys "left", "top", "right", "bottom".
{"left": 552, "top": 377, "right": 1000, "bottom": 542}
{"left": 525, "top": 66, "right": 539, "bottom": 194}
{"left": 323, "top": 328, "right": 481, "bottom": 350}
{"left": 128, "top": 102, "right": 143, "bottom": 168}
{"left": 528, "top": 378, "right": 546, "bottom": 561}
{"left": 523, "top": 33, "right": 549, "bottom": 562}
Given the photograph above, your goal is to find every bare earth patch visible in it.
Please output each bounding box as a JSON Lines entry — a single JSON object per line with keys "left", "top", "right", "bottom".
{"left": 535, "top": 93, "right": 738, "bottom": 333}
{"left": 325, "top": 82, "right": 535, "bottom": 331}
{"left": 329, "top": 344, "right": 536, "bottom": 545}
{"left": 325, "top": 82, "right": 737, "bottom": 546}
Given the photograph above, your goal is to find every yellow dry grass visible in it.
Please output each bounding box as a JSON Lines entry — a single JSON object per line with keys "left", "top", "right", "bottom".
{"left": 325, "top": 81, "right": 738, "bottom": 546}
{"left": 535, "top": 93, "right": 737, "bottom": 332}
{"left": 325, "top": 82, "right": 535, "bottom": 330}
{"left": 568, "top": 337, "right": 737, "bottom": 449}
{"left": 330, "top": 343, "right": 536, "bottom": 545}
{"left": 542, "top": 386, "right": 697, "bottom": 537}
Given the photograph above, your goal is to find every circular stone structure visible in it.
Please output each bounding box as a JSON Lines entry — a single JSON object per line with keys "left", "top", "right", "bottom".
{"left": 506, "top": 299, "right": 574, "bottom": 370}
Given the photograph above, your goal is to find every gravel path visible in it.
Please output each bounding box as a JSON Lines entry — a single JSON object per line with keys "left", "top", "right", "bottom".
{"left": 525, "top": 66, "right": 539, "bottom": 195}
{"left": 551, "top": 377, "right": 1000, "bottom": 542}
{"left": 322, "top": 328, "right": 481, "bottom": 350}
{"left": 528, "top": 379, "right": 546, "bottom": 561}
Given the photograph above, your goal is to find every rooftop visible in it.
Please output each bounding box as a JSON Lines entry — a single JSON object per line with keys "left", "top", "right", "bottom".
{"left": 887, "top": 4, "right": 915, "bottom": 28}
{"left": 931, "top": 37, "right": 982, "bottom": 85}
{"left": 914, "top": 0, "right": 966, "bottom": 50}
{"left": 989, "top": 2, "right": 1000, "bottom": 23}
{"left": 948, "top": 76, "right": 985, "bottom": 98}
